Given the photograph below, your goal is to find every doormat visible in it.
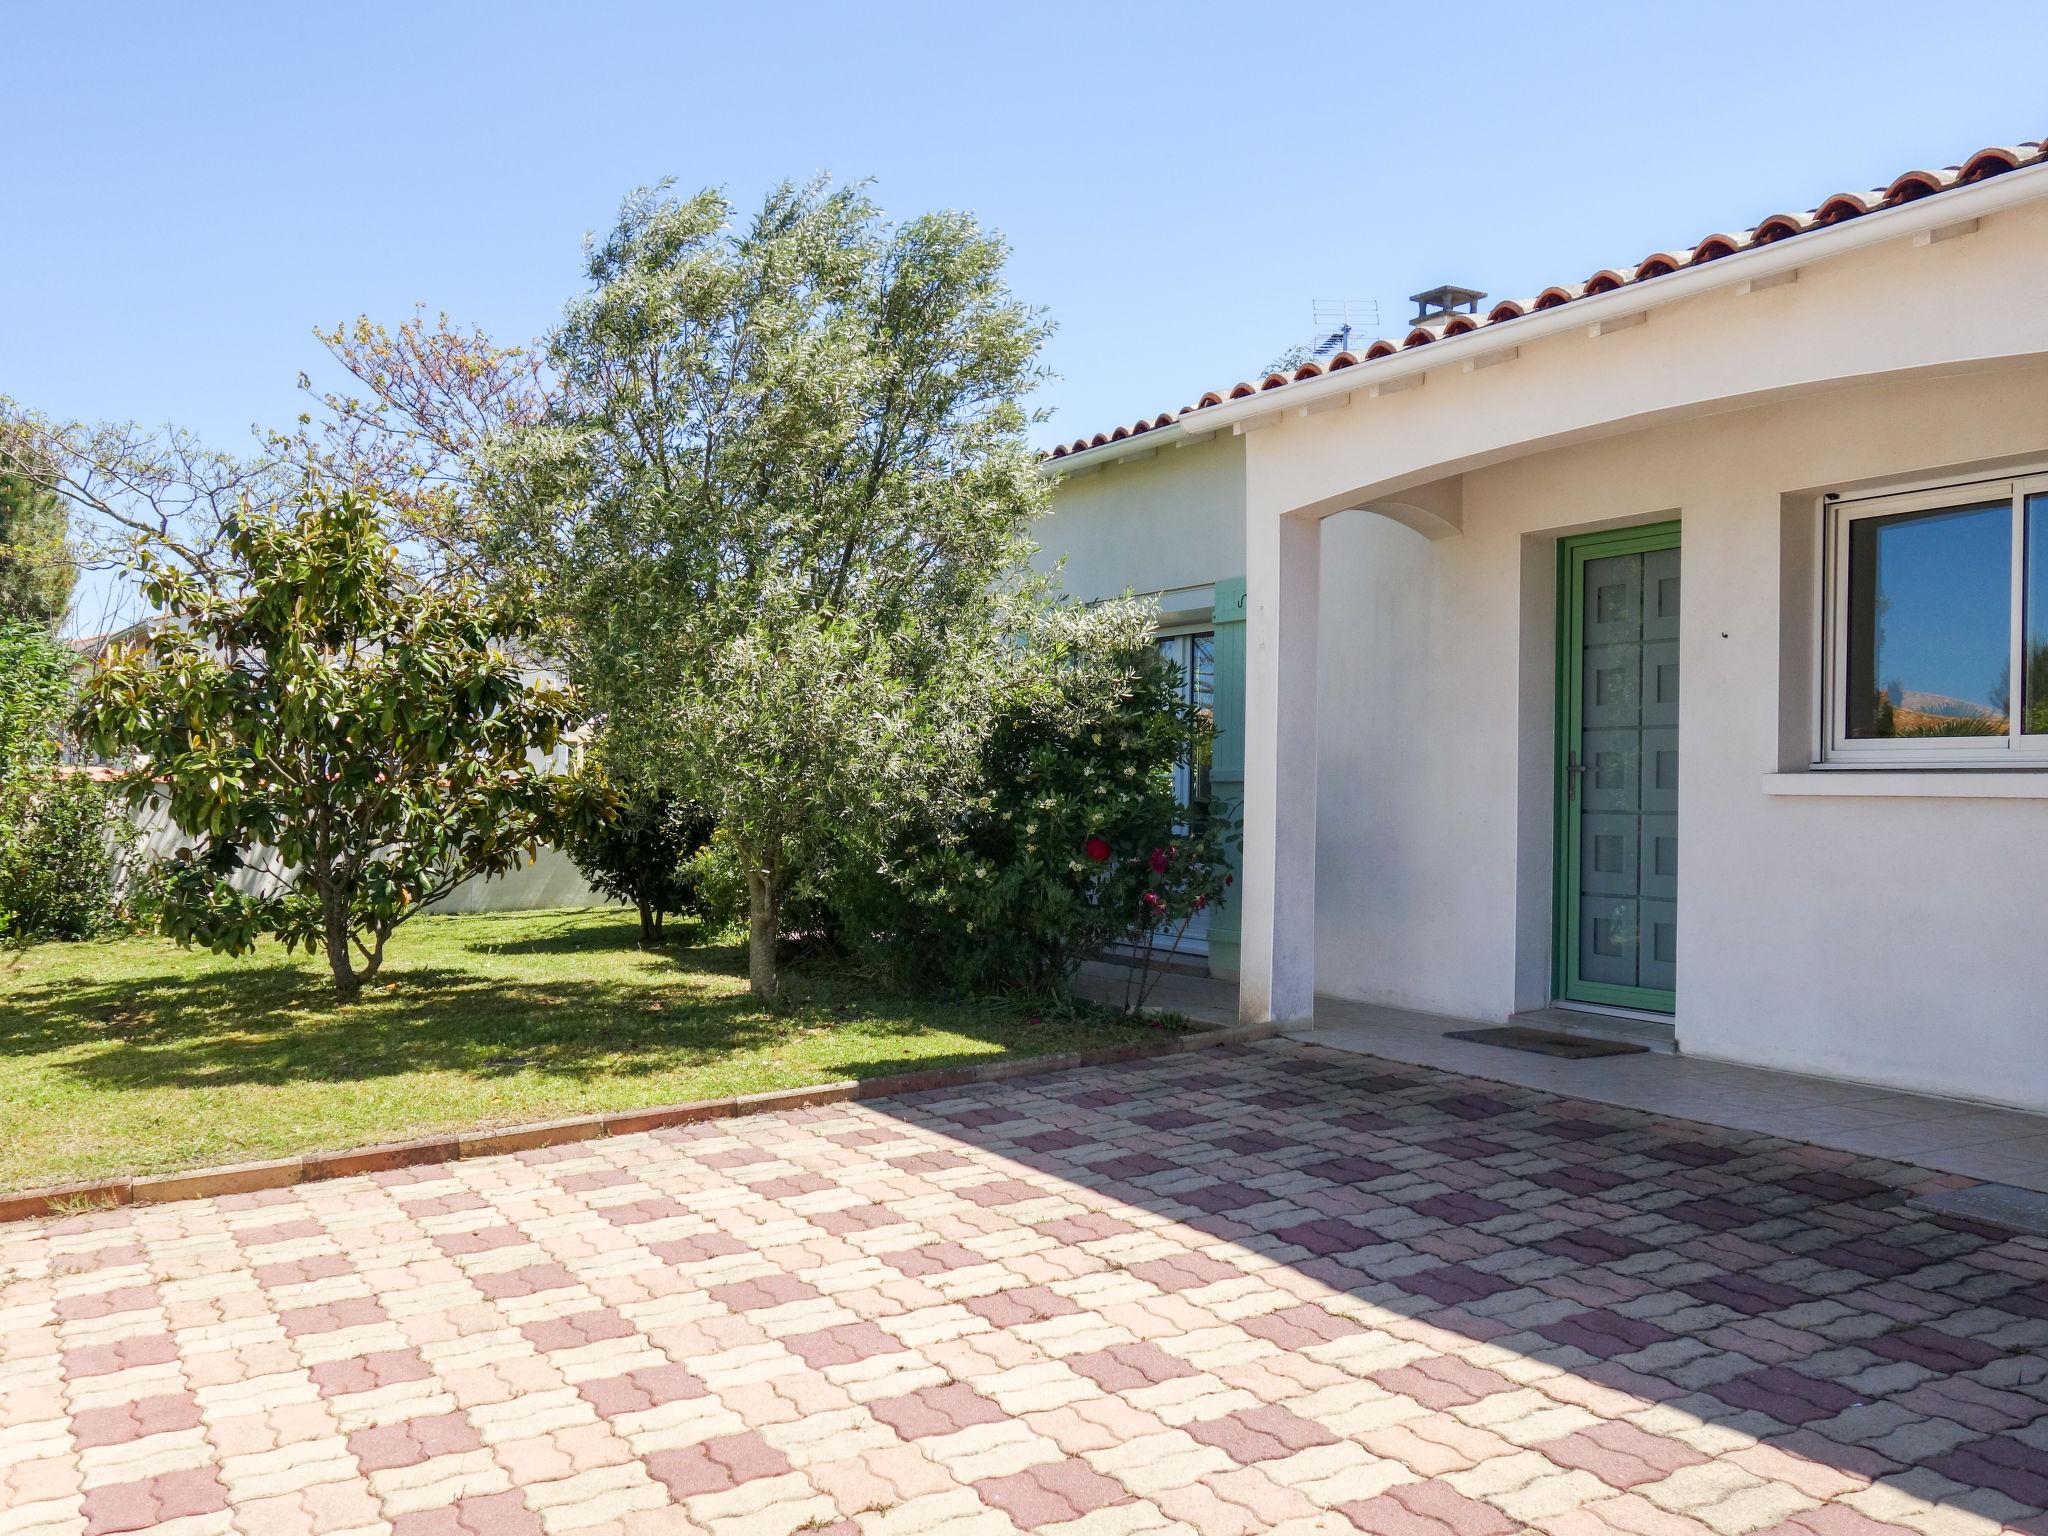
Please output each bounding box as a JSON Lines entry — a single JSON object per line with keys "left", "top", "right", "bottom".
{"left": 1444, "top": 1026, "right": 1649, "bottom": 1059}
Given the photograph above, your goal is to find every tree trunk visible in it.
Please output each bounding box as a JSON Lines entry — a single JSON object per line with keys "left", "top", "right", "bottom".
{"left": 746, "top": 870, "right": 779, "bottom": 1003}
{"left": 320, "top": 890, "right": 362, "bottom": 1001}
{"left": 638, "top": 900, "right": 657, "bottom": 943}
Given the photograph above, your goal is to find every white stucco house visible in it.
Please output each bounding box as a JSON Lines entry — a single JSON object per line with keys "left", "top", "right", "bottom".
{"left": 1035, "top": 136, "right": 2048, "bottom": 1114}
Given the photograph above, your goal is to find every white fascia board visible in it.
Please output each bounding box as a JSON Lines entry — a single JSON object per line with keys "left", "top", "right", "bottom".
{"left": 1154, "top": 162, "right": 2048, "bottom": 437}
{"left": 1037, "top": 422, "right": 1188, "bottom": 477}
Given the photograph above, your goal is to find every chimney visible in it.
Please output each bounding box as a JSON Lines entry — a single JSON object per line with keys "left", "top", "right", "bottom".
{"left": 1409, "top": 285, "right": 1487, "bottom": 326}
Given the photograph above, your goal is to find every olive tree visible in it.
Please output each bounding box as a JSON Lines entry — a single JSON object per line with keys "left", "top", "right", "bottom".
{"left": 76, "top": 483, "right": 585, "bottom": 997}
{"left": 493, "top": 178, "right": 1049, "bottom": 1001}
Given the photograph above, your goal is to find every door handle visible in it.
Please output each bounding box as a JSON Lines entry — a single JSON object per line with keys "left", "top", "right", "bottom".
{"left": 1566, "top": 750, "right": 1588, "bottom": 804}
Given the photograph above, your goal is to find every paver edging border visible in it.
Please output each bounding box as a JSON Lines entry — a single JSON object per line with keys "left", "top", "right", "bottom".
{"left": 0, "top": 1019, "right": 1283, "bottom": 1225}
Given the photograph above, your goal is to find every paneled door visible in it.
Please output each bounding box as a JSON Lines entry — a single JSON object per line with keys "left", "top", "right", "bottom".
{"left": 1555, "top": 523, "right": 1679, "bottom": 1012}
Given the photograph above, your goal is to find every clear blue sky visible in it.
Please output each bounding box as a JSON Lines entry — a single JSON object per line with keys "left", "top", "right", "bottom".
{"left": 8, "top": 1, "right": 2047, "bottom": 629}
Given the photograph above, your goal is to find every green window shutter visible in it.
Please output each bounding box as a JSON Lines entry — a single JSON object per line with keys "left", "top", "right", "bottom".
{"left": 1206, "top": 577, "right": 1246, "bottom": 974}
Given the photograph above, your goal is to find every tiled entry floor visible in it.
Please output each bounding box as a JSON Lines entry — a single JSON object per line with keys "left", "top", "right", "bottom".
{"left": 1071, "top": 968, "right": 2048, "bottom": 1197}
{"left": 4, "top": 1040, "right": 2048, "bottom": 1536}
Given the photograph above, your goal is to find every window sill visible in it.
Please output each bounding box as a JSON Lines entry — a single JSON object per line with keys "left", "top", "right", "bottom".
{"left": 1765, "top": 771, "right": 2048, "bottom": 800}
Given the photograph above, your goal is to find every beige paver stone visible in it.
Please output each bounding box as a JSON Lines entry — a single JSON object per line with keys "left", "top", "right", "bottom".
{"left": 921, "top": 1419, "right": 1063, "bottom": 1482}
{"left": 217, "top": 1435, "right": 358, "bottom": 1501}
{"left": 1085, "top": 1429, "right": 1234, "bottom": 1495}
{"left": 370, "top": 1446, "right": 513, "bottom": 1514}
{"left": 527, "top": 1462, "right": 670, "bottom": 1532}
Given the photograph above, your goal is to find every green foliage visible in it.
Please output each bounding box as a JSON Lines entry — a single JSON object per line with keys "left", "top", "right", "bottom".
{"left": 839, "top": 603, "right": 1236, "bottom": 998}
{"left": 73, "top": 484, "right": 587, "bottom": 997}
{"left": 0, "top": 771, "right": 124, "bottom": 941}
{"left": 565, "top": 769, "right": 712, "bottom": 941}
{"left": 491, "top": 177, "right": 1051, "bottom": 1001}
{"left": 0, "top": 433, "right": 74, "bottom": 628}
{"left": 0, "top": 622, "right": 76, "bottom": 774}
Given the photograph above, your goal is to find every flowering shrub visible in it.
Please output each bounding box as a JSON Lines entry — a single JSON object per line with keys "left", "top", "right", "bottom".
{"left": 840, "top": 602, "right": 1236, "bottom": 999}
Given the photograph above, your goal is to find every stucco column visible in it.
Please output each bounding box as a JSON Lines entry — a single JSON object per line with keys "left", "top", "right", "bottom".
{"left": 1238, "top": 507, "right": 1320, "bottom": 1025}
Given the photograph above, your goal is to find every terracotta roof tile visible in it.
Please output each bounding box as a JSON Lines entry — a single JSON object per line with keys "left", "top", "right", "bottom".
{"left": 1043, "top": 136, "right": 2047, "bottom": 460}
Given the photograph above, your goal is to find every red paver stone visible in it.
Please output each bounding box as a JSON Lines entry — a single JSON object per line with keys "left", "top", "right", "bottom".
{"left": 433, "top": 1224, "right": 529, "bottom": 1257}
{"left": 1339, "top": 1478, "right": 1521, "bottom": 1536}
{"left": 1034, "top": 1212, "right": 1138, "bottom": 1244}
{"left": 83, "top": 1467, "right": 229, "bottom": 1535}
{"left": 975, "top": 1458, "right": 1130, "bottom": 1526}
{"left": 1536, "top": 1419, "right": 1710, "bottom": 1488}
{"left": 471, "top": 1262, "right": 579, "bottom": 1299}
{"left": 390, "top": 1489, "right": 545, "bottom": 1536}
{"left": 62, "top": 1334, "right": 178, "bottom": 1380}
{"left": 647, "top": 1230, "right": 751, "bottom": 1263}
{"left": 600, "top": 1195, "right": 692, "bottom": 1226}
{"left": 1065, "top": 1340, "right": 1198, "bottom": 1392}
{"left": 956, "top": 1178, "right": 1046, "bottom": 1207}
{"left": 53, "top": 1284, "right": 159, "bottom": 1322}
{"left": 310, "top": 1347, "right": 431, "bottom": 1398}
{"left": 252, "top": 1253, "right": 355, "bottom": 1287}
{"left": 348, "top": 1410, "right": 484, "bottom": 1472}
{"left": 520, "top": 1308, "right": 636, "bottom": 1352}
{"left": 231, "top": 1218, "right": 323, "bottom": 1247}
{"left": 643, "top": 1431, "right": 793, "bottom": 1498}
{"left": 709, "top": 1273, "right": 819, "bottom": 1310}
{"left": 1371, "top": 1355, "right": 1516, "bottom": 1410}
{"left": 1185, "top": 1403, "right": 1340, "bottom": 1463}
{"left": 1240, "top": 1303, "right": 1364, "bottom": 1349}
{"left": 869, "top": 1381, "right": 1008, "bottom": 1439}
{"left": 783, "top": 1320, "right": 910, "bottom": 1369}
{"left": 577, "top": 1363, "right": 707, "bottom": 1416}
{"left": 1125, "top": 1252, "right": 1244, "bottom": 1291}
{"left": 963, "top": 1285, "right": 1082, "bottom": 1328}
{"left": 881, "top": 1240, "right": 988, "bottom": 1276}
{"left": 278, "top": 1296, "right": 388, "bottom": 1336}
{"left": 1766, "top": 1508, "right": 1925, "bottom": 1536}
{"left": 753, "top": 1172, "right": 833, "bottom": 1198}
{"left": 70, "top": 1391, "right": 203, "bottom": 1449}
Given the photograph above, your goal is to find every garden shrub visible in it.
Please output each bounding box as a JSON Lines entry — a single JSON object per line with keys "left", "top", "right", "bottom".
{"left": 0, "top": 770, "right": 125, "bottom": 941}
{"left": 565, "top": 772, "right": 713, "bottom": 941}
{"left": 839, "top": 604, "right": 1235, "bottom": 999}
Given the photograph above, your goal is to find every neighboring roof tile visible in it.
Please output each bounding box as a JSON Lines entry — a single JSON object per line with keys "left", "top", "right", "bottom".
{"left": 1043, "top": 137, "right": 2046, "bottom": 461}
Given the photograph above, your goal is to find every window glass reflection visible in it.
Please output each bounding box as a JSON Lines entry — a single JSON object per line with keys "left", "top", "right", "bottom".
{"left": 1845, "top": 501, "right": 2010, "bottom": 739}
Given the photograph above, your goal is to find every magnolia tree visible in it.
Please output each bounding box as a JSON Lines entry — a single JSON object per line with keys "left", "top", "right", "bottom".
{"left": 489, "top": 179, "right": 1050, "bottom": 1001}
{"left": 76, "top": 484, "right": 586, "bottom": 997}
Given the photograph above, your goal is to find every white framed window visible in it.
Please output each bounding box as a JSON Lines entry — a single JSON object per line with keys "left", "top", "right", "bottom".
{"left": 1822, "top": 472, "right": 2048, "bottom": 766}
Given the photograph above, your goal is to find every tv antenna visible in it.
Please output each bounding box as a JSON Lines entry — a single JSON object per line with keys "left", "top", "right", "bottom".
{"left": 1308, "top": 298, "right": 1381, "bottom": 357}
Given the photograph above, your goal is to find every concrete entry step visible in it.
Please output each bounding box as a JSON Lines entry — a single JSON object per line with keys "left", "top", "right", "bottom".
{"left": 1912, "top": 1181, "right": 2048, "bottom": 1238}
{"left": 1071, "top": 964, "right": 2048, "bottom": 1195}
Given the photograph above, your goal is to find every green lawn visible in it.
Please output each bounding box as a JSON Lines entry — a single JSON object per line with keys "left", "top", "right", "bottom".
{"left": 0, "top": 907, "right": 1157, "bottom": 1195}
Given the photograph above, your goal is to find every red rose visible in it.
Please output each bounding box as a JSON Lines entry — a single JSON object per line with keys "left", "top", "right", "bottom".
{"left": 1141, "top": 890, "right": 1164, "bottom": 914}
{"left": 1224, "top": 873, "right": 1234, "bottom": 886}
{"left": 1084, "top": 837, "right": 1111, "bottom": 862}
{"left": 1148, "top": 848, "right": 1168, "bottom": 873}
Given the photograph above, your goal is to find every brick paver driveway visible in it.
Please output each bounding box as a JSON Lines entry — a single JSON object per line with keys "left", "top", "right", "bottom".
{"left": 5, "top": 1041, "right": 2047, "bottom": 1536}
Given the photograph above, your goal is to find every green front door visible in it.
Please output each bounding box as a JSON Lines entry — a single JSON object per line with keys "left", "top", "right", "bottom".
{"left": 1555, "top": 522, "right": 1680, "bottom": 1013}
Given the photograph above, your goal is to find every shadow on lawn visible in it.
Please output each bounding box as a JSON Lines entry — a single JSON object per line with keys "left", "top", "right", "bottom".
{"left": 0, "top": 924, "right": 1041, "bottom": 1094}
